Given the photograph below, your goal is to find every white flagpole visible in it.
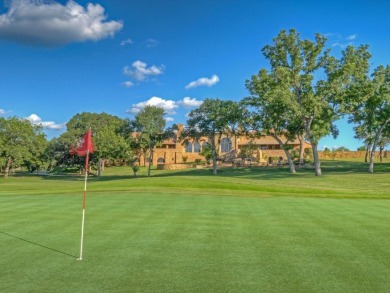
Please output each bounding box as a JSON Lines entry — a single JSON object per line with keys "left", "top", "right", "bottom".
{"left": 78, "top": 149, "right": 90, "bottom": 261}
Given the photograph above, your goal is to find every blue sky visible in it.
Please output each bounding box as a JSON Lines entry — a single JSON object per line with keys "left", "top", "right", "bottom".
{"left": 0, "top": 0, "right": 389, "bottom": 150}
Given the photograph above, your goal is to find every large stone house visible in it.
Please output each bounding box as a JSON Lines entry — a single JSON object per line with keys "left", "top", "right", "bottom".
{"left": 136, "top": 124, "right": 311, "bottom": 166}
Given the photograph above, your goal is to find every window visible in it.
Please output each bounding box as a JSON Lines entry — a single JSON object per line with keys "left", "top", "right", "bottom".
{"left": 157, "top": 158, "right": 165, "bottom": 163}
{"left": 201, "top": 142, "right": 209, "bottom": 150}
{"left": 185, "top": 142, "right": 193, "bottom": 153}
{"left": 194, "top": 142, "right": 201, "bottom": 153}
{"left": 221, "top": 138, "right": 232, "bottom": 153}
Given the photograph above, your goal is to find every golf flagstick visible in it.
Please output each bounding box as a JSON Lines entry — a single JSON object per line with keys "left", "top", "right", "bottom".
{"left": 70, "top": 128, "right": 94, "bottom": 261}
{"left": 78, "top": 149, "right": 90, "bottom": 261}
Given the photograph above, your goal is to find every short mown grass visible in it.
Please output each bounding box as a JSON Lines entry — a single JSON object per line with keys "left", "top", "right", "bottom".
{"left": 1, "top": 159, "right": 390, "bottom": 292}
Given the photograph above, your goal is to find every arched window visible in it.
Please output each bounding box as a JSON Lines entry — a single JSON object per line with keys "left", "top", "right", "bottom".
{"left": 157, "top": 158, "right": 165, "bottom": 164}
{"left": 221, "top": 137, "right": 232, "bottom": 153}
{"left": 194, "top": 141, "right": 201, "bottom": 153}
{"left": 185, "top": 142, "right": 193, "bottom": 153}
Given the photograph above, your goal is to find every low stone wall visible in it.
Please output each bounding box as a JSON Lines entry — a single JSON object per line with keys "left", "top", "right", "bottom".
{"left": 318, "top": 151, "right": 387, "bottom": 159}
{"left": 262, "top": 150, "right": 286, "bottom": 159}
{"left": 156, "top": 163, "right": 193, "bottom": 170}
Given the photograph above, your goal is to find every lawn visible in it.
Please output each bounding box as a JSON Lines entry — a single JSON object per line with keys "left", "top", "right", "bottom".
{"left": 1, "top": 160, "right": 390, "bottom": 292}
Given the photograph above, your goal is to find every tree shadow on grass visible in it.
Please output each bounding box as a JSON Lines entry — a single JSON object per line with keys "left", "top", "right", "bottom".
{"left": 150, "top": 166, "right": 311, "bottom": 180}
{"left": 0, "top": 231, "right": 77, "bottom": 259}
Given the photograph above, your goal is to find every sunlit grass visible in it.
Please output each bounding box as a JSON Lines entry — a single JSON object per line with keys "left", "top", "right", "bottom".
{"left": 1, "top": 159, "right": 389, "bottom": 292}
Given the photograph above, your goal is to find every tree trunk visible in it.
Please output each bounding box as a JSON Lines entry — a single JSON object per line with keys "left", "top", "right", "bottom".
{"left": 286, "top": 151, "right": 296, "bottom": 174}
{"left": 369, "top": 119, "right": 389, "bottom": 173}
{"left": 210, "top": 135, "right": 218, "bottom": 175}
{"left": 364, "top": 144, "right": 371, "bottom": 163}
{"left": 212, "top": 153, "right": 217, "bottom": 175}
{"left": 97, "top": 158, "right": 101, "bottom": 176}
{"left": 211, "top": 142, "right": 218, "bottom": 175}
{"left": 304, "top": 118, "right": 321, "bottom": 176}
{"left": 311, "top": 143, "right": 322, "bottom": 176}
{"left": 298, "top": 135, "right": 305, "bottom": 165}
{"left": 4, "top": 157, "right": 12, "bottom": 178}
{"left": 273, "top": 135, "right": 296, "bottom": 174}
{"left": 148, "top": 147, "right": 153, "bottom": 177}
{"left": 369, "top": 145, "right": 376, "bottom": 173}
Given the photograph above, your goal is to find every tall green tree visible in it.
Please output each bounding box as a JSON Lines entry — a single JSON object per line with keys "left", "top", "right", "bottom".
{"left": 183, "top": 99, "right": 241, "bottom": 175}
{"left": 66, "top": 112, "right": 132, "bottom": 175}
{"left": 246, "top": 29, "right": 370, "bottom": 176}
{"left": 353, "top": 124, "right": 375, "bottom": 162}
{"left": 133, "top": 106, "right": 167, "bottom": 177}
{"left": 348, "top": 65, "right": 390, "bottom": 172}
{"left": 245, "top": 68, "right": 304, "bottom": 173}
{"left": 0, "top": 116, "right": 47, "bottom": 177}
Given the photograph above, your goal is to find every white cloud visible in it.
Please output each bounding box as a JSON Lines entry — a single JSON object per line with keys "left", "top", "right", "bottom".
{"left": 0, "top": 0, "right": 123, "bottom": 46}
{"left": 127, "top": 97, "right": 178, "bottom": 115}
{"left": 146, "top": 38, "right": 159, "bottom": 47}
{"left": 165, "top": 117, "right": 174, "bottom": 122}
{"left": 123, "top": 60, "right": 165, "bottom": 81}
{"left": 332, "top": 42, "right": 353, "bottom": 49}
{"left": 324, "top": 33, "right": 342, "bottom": 38}
{"left": 26, "top": 114, "right": 64, "bottom": 130}
{"left": 325, "top": 32, "right": 357, "bottom": 49}
{"left": 0, "top": 108, "right": 5, "bottom": 115}
{"left": 185, "top": 74, "right": 219, "bottom": 89}
{"left": 177, "top": 97, "right": 203, "bottom": 108}
{"left": 120, "top": 38, "right": 133, "bottom": 46}
{"left": 122, "top": 81, "right": 134, "bottom": 88}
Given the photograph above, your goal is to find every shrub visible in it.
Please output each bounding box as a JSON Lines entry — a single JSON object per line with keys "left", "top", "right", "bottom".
{"left": 304, "top": 148, "right": 313, "bottom": 159}
{"left": 290, "top": 149, "right": 299, "bottom": 160}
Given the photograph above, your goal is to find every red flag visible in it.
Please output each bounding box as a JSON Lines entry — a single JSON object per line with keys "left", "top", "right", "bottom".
{"left": 70, "top": 129, "right": 95, "bottom": 156}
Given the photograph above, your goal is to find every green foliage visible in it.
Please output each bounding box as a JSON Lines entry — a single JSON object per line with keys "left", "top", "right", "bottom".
{"left": 245, "top": 28, "right": 371, "bottom": 176}
{"left": 128, "top": 157, "right": 140, "bottom": 177}
{"left": 347, "top": 65, "right": 390, "bottom": 172}
{"left": 336, "top": 146, "right": 350, "bottom": 152}
{"left": 238, "top": 140, "right": 258, "bottom": 159}
{"left": 268, "top": 156, "right": 280, "bottom": 164}
{"left": 184, "top": 99, "right": 242, "bottom": 175}
{"left": 0, "top": 116, "right": 47, "bottom": 177}
{"left": 290, "top": 149, "right": 299, "bottom": 160}
{"left": 56, "top": 112, "right": 133, "bottom": 173}
{"left": 357, "top": 146, "right": 367, "bottom": 151}
{"left": 199, "top": 143, "right": 212, "bottom": 164}
{"left": 134, "top": 105, "right": 169, "bottom": 177}
{"left": 304, "top": 147, "right": 313, "bottom": 159}
{"left": 182, "top": 155, "right": 188, "bottom": 163}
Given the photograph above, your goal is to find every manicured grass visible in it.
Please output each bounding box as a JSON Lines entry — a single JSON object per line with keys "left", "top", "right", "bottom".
{"left": 1, "top": 160, "right": 390, "bottom": 292}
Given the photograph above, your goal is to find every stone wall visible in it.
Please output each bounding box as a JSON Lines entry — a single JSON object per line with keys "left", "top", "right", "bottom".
{"left": 318, "top": 151, "right": 387, "bottom": 159}
{"left": 156, "top": 163, "right": 193, "bottom": 170}
{"left": 262, "top": 150, "right": 286, "bottom": 159}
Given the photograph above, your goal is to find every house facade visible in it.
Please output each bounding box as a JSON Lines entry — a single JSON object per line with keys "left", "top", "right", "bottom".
{"left": 136, "top": 124, "right": 311, "bottom": 166}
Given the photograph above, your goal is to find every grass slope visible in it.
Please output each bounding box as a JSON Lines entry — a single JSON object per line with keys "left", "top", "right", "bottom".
{"left": 1, "top": 160, "right": 390, "bottom": 292}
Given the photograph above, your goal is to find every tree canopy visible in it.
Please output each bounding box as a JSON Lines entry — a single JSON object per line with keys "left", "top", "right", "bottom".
{"left": 246, "top": 29, "right": 371, "bottom": 175}
{"left": 133, "top": 105, "right": 167, "bottom": 177}
{"left": 183, "top": 98, "right": 243, "bottom": 175}
{"left": 0, "top": 116, "right": 47, "bottom": 177}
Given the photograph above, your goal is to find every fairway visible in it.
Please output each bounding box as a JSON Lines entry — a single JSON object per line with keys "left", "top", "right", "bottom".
{"left": 1, "top": 161, "right": 390, "bottom": 292}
